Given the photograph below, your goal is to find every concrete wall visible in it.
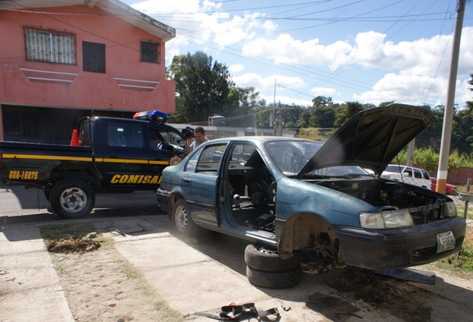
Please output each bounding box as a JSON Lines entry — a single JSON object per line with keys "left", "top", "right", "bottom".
{"left": 448, "top": 167, "right": 473, "bottom": 185}
{"left": 0, "top": 5, "right": 175, "bottom": 113}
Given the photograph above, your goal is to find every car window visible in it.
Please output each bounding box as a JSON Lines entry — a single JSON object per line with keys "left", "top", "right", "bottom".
{"left": 185, "top": 148, "right": 201, "bottom": 172}
{"left": 196, "top": 144, "right": 227, "bottom": 173}
{"left": 414, "top": 169, "right": 422, "bottom": 179}
{"left": 106, "top": 121, "right": 144, "bottom": 149}
{"left": 265, "top": 140, "right": 322, "bottom": 176}
{"left": 385, "top": 165, "right": 402, "bottom": 173}
{"left": 422, "top": 170, "right": 430, "bottom": 180}
{"left": 229, "top": 143, "right": 257, "bottom": 168}
{"left": 403, "top": 168, "right": 413, "bottom": 177}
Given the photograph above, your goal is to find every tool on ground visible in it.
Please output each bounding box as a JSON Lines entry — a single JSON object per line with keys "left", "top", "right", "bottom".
{"left": 195, "top": 303, "right": 281, "bottom": 321}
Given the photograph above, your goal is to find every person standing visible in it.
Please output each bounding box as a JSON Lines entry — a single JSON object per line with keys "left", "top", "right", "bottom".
{"left": 190, "top": 127, "right": 207, "bottom": 151}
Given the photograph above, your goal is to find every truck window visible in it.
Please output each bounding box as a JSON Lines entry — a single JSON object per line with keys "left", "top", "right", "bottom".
{"left": 106, "top": 121, "right": 144, "bottom": 149}
{"left": 160, "top": 130, "right": 182, "bottom": 146}
{"left": 79, "top": 120, "right": 91, "bottom": 146}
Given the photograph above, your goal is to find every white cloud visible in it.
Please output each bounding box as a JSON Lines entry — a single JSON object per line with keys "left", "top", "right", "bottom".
{"left": 229, "top": 64, "right": 244, "bottom": 74}
{"left": 354, "top": 72, "right": 447, "bottom": 105}
{"left": 241, "top": 33, "right": 352, "bottom": 70}
{"left": 133, "top": 1, "right": 473, "bottom": 106}
{"left": 233, "top": 73, "right": 305, "bottom": 91}
{"left": 311, "top": 87, "right": 336, "bottom": 97}
{"left": 133, "top": 0, "right": 277, "bottom": 54}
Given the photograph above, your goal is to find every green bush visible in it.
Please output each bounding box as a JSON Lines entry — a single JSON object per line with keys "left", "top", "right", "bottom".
{"left": 393, "top": 148, "right": 473, "bottom": 173}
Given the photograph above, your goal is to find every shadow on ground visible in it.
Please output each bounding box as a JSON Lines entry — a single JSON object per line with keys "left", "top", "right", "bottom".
{"left": 177, "top": 232, "right": 473, "bottom": 322}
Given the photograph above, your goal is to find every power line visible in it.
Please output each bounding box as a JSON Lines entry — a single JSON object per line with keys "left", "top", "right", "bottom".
{"left": 286, "top": 0, "right": 368, "bottom": 18}
{"left": 284, "top": 0, "right": 406, "bottom": 32}
{"left": 177, "top": 29, "right": 373, "bottom": 92}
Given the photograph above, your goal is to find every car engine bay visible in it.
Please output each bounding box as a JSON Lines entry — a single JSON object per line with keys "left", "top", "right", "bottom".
{"left": 311, "top": 178, "right": 451, "bottom": 225}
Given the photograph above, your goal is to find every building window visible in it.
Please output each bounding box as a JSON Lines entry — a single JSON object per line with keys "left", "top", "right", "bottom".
{"left": 140, "top": 41, "right": 160, "bottom": 64}
{"left": 25, "top": 27, "right": 76, "bottom": 65}
{"left": 82, "top": 41, "right": 106, "bottom": 73}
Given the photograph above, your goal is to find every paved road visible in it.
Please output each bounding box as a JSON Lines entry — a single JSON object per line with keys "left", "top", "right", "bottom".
{"left": 0, "top": 187, "right": 160, "bottom": 221}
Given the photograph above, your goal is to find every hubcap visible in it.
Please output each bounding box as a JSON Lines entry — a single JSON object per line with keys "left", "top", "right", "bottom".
{"left": 174, "top": 204, "right": 190, "bottom": 233}
{"left": 59, "top": 187, "right": 87, "bottom": 214}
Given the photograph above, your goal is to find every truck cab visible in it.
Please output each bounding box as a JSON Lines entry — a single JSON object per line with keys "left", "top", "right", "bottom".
{"left": 0, "top": 115, "right": 185, "bottom": 218}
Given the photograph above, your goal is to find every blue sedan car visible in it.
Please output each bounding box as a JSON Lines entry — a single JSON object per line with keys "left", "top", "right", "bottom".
{"left": 157, "top": 106, "right": 465, "bottom": 286}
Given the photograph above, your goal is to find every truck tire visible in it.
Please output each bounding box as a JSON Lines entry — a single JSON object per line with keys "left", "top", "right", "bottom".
{"left": 244, "top": 244, "right": 300, "bottom": 272}
{"left": 49, "top": 179, "right": 95, "bottom": 218}
{"left": 246, "top": 265, "right": 302, "bottom": 289}
{"left": 172, "top": 199, "right": 200, "bottom": 236}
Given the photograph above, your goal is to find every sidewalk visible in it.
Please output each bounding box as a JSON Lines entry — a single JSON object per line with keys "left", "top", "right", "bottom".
{"left": 0, "top": 223, "right": 74, "bottom": 322}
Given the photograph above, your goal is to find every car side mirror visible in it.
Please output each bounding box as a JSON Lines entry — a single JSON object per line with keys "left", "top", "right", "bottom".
{"left": 403, "top": 172, "right": 412, "bottom": 177}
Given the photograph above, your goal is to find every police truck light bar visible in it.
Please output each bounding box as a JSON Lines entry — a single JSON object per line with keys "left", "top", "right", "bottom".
{"left": 133, "top": 110, "right": 168, "bottom": 123}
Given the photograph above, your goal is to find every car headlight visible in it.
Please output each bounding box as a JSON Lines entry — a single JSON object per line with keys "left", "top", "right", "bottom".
{"left": 360, "top": 209, "right": 413, "bottom": 229}
{"left": 445, "top": 202, "right": 457, "bottom": 218}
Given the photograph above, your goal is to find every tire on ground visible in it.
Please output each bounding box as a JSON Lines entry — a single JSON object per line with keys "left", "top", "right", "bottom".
{"left": 246, "top": 265, "right": 302, "bottom": 289}
{"left": 172, "top": 198, "right": 201, "bottom": 236}
{"left": 49, "top": 179, "right": 95, "bottom": 218}
{"left": 244, "top": 244, "right": 300, "bottom": 272}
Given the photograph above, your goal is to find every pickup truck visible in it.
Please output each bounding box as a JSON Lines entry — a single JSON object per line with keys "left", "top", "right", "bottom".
{"left": 0, "top": 116, "right": 184, "bottom": 218}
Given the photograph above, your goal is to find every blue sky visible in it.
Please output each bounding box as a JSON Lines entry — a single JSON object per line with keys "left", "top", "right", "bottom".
{"left": 125, "top": 0, "right": 473, "bottom": 107}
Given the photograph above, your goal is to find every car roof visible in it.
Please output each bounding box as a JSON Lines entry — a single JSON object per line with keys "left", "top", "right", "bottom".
{"left": 386, "top": 164, "right": 427, "bottom": 171}
{"left": 204, "top": 136, "right": 318, "bottom": 145}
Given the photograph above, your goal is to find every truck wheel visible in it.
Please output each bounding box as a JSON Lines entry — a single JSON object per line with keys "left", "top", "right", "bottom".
{"left": 50, "top": 179, "right": 95, "bottom": 218}
{"left": 172, "top": 199, "right": 200, "bottom": 236}
{"left": 246, "top": 265, "right": 302, "bottom": 289}
{"left": 244, "top": 244, "right": 300, "bottom": 272}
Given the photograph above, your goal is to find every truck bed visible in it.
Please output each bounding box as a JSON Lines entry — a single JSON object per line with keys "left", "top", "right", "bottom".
{"left": 0, "top": 141, "right": 92, "bottom": 156}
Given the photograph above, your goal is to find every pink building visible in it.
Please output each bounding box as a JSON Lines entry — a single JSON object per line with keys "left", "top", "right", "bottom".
{"left": 0, "top": 0, "right": 176, "bottom": 144}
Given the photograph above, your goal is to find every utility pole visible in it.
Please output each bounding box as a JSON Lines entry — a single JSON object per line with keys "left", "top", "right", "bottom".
{"left": 407, "top": 139, "right": 415, "bottom": 166}
{"left": 436, "top": 0, "right": 466, "bottom": 193}
{"left": 273, "top": 79, "right": 277, "bottom": 135}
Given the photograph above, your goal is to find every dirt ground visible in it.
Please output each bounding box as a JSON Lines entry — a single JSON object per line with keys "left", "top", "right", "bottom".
{"left": 47, "top": 234, "right": 181, "bottom": 322}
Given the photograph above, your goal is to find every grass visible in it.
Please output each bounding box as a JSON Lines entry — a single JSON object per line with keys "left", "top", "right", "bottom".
{"left": 456, "top": 205, "right": 473, "bottom": 220}
{"left": 436, "top": 228, "right": 473, "bottom": 274}
{"left": 297, "top": 128, "right": 335, "bottom": 141}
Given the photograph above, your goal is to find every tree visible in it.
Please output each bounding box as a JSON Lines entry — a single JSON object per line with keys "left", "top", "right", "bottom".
{"left": 334, "top": 101, "right": 363, "bottom": 127}
{"left": 312, "top": 96, "right": 332, "bottom": 109}
{"left": 170, "top": 52, "right": 233, "bottom": 122}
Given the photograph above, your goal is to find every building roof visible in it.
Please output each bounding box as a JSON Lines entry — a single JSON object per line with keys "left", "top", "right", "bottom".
{"left": 0, "top": 0, "right": 176, "bottom": 41}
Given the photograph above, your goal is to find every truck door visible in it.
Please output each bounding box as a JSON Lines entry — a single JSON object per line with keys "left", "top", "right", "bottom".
{"left": 92, "top": 118, "right": 158, "bottom": 190}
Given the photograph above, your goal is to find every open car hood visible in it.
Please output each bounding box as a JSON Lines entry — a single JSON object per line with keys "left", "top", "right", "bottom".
{"left": 298, "top": 105, "right": 433, "bottom": 176}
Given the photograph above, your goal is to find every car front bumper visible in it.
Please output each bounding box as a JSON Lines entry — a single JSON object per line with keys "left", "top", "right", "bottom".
{"left": 156, "top": 188, "right": 170, "bottom": 213}
{"left": 335, "top": 217, "right": 466, "bottom": 270}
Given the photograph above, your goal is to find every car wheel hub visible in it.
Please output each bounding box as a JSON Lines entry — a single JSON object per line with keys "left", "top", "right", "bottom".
{"left": 175, "top": 204, "right": 190, "bottom": 233}
{"left": 60, "top": 188, "right": 87, "bottom": 213}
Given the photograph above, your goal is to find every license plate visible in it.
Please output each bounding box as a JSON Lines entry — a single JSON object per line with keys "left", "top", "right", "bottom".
{"left": 436, "top": 231, "right": 455, "bottom": 253}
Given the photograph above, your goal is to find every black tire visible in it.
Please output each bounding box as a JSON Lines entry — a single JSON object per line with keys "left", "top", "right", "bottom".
{"left": 49, "top": 179, "right": 95, "bottom": 218}
{"left": 244, "top": 244, "right": 300, "bottom": 272}
{"left": 246, "top": 265, "right": 302, "bottom": 289}
{"left": 172, "top": 199, "right": 200, "bottom": 236}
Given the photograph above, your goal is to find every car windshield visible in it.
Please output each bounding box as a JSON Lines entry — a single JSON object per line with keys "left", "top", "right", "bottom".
{"left": 265, "top": 140, "right": 371, "bottom": 178}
